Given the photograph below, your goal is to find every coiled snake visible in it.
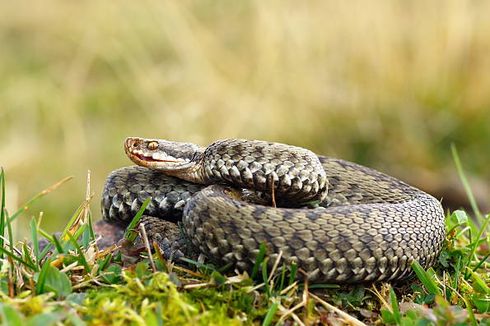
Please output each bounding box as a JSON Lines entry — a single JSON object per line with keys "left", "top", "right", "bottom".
{"left": 102, "top": 137, "right": 445, "bottom": 283}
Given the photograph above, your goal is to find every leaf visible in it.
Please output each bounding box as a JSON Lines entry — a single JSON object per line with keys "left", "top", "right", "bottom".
{"left": 103, "top": 264, "right": 122, "bottom": 284}
{"left": 36, "top": 262, "right": 72, "bottom": 298}
{"left": 0, "top": 303, "right": 24, "bottom": 326}
{"left": 447, "top": 210, "right": 469, "bottom": 233}
{"left": 45, "top": 266, "right": 73, "bottom": 298}
{"left": 452, "top": 210, "right": 468, "bottom": 225}
{"left": 26, "top": 313, "right": 62, "bottom": 326}
{"left": 66, "top": 293, "right": 87, "bottom": 305}
{"left": 135, "top": 261, "right": 150, "bottom": 278}
{"left": 335, "top": 286, "right": 367, "bottom": 307}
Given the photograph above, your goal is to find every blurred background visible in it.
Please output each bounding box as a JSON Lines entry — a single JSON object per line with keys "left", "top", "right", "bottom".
{"left": 1, "top": 0, "right": 489, "bottom": 234}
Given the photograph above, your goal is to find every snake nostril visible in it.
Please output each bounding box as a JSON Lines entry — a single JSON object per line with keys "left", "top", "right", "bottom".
{"left": 129, "top": 140, "right": 139, "bottom": 149}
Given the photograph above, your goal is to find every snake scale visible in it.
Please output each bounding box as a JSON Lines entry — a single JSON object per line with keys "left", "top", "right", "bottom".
{"left": 102, "top": 137, "right": 445, "bottom": 283}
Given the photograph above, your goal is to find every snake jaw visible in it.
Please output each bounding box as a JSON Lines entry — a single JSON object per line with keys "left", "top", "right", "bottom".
{"left": 124, "top": 137, "right": 200, "bottom": 171}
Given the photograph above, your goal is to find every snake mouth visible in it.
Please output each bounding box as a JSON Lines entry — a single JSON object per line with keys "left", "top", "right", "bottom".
{"left": 128, "top": 149, "right": 195, "bottom": 171}
{"left": 132, "top": 152, "right": 180, "bottom": 164}
{"left": 131, "top": 152, "right": 191, "bottom": 166}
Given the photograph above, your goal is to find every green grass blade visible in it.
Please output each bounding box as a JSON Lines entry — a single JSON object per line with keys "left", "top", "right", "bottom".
{"left": 124, "top": 197, "right": 151, "bottom": 242}
{"left": 39, "top": 244, "right": 54, "bottom": 262}
{"left": 66, "top": 232, "right": 90, "bottom": 272}
{"left": 6, "top": 210, "right": 14, "bottom": 252}
{"left": 37, "top": 230, "right": 56, "bottom": 261}
{"left": 81, "top": 221, "right": 92, "bottom": 248}
{"left": 30, "top": 217, "right": 40, "bottom": 263}
{"left": 251, "top": 243, "right": 267, "bottom": 280}
{"left": 389, "top": 288, "right": 401, "bottom": 324}
{"left": 36, "top": 260, "right": 50, "bottom": 294}
{"left": 308, "top": 283, "right": 340, "bottom": 290}
{"left": 411, "top": 261, "right": 441, "bottom": 296}
{"left": 451, "top": 146, "right": 490, "bottom": 279}
{"left": 261, "top": 301, "right": 278, "bottom": 326}
{"left": 278, "top": 265, "right": 286, "bottom": 292}
{"left": 0, "top": 246, "right": 36, "bottom": 270}
{"left": 71, "top": 223, "right": 88, "bottom": 242}
{"left": 37, "top": 228, "right": 54, "bottom": 241}
{"left": 261, "top": 258, "right": 270, "bottom": 297}
{"left": 451, "top": 255, "right": 462, "bottom": 297}
{"left": 472, "top": 252, "right": 490, "bottom": 272}
{"left": 22, "top": 243, "right": 38, "bottom": 272}
{"left": 51, "top": 234, "right": 64, "bottom": 254}
{"left": 288, "top": 262, "right": 298, "bottom": 286}
{"left": 60, "top": 204, "right": 85, "bottom": 239}
{"left": 0, "top": 169, "right": 6, "bottom": 259}
{"left": 465, "top": 214, "right": 490, "bottom": 279}
{"left": 98, "top": 253, "right": 113, "bottom": 272}
{"left": 451, "top": 145, "right": 482, "bottom": 220}
{"left": 87, "top": 211, "right": 96, "bottom": 242}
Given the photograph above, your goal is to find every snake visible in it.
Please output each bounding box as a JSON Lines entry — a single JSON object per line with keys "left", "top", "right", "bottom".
{"left": 101, "top": 137, "right": 445, "bottom": 283}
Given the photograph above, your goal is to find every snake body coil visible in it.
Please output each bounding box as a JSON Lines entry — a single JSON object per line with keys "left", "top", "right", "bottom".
{"left": 102, "top": 138, "right": 445, "bottom": 283}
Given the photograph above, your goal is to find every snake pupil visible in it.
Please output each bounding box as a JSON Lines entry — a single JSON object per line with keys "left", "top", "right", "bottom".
{"left": 148, "top": 142, "right": 158, "bottom": 150}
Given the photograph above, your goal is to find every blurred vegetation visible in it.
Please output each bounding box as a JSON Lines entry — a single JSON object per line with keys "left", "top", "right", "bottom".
{"left": 1, "top": 0, "right": 489, "bottom": 233}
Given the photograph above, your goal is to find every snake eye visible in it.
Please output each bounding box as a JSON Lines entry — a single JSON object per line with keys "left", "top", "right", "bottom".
{"left": 147, "top": 141, "right": 159, "bottom": 150}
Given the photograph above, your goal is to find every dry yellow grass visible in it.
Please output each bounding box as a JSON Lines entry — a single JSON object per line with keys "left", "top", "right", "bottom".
{"left": 1, "top": 0, "right": 489, "bottom": 232}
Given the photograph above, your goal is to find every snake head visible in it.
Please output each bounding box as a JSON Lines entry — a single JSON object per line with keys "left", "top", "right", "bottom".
{"left": 124, "top": 137, "right": 202, "bottom": 171}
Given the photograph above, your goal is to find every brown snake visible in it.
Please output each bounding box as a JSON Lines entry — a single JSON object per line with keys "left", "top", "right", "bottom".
{"left": 102, "top": 137, "right": 445, "bottom": 283}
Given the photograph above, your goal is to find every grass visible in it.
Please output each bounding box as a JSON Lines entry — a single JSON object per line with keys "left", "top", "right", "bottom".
{"left": 0, "top": 152, "right": 489, "bottom": 325}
